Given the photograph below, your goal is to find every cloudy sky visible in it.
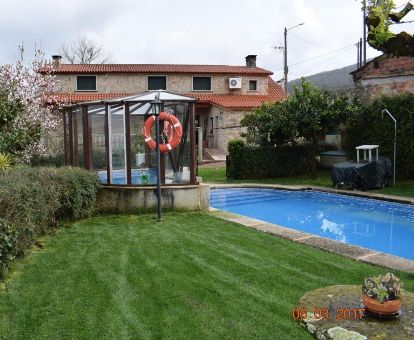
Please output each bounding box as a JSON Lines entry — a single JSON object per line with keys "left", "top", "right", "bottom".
{"left": 1, "top": 0, "right": 413, "bottom": 81}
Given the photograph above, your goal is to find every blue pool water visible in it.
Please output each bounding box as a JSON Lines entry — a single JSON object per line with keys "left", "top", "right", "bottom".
{"left": 211, "top": 188, "right": 414, "bottom": 260}
{"left": 98, "top": 169, "right": 157, "bottom": 185}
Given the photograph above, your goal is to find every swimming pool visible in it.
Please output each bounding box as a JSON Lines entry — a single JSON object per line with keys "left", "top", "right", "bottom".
{"left": 210, "top": 188, "right": 414, "bottom": 261}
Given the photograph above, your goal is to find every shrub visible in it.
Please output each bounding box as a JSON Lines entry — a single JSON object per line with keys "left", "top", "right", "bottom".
{"left": 227, "top": 141, "right": 336, "bottom": 180}
{"left": 0, "top": 219, "right": 17, "bottom": 278}
{"left": 0, "top": 153, "right": 12, "bottom": 170}
{"left": 0, "top": 166, "right": 99, "bottom": 279}
{"left": 30, "top": 152, "right": 65, "bottom": 167}
{"left": 343, "top": 94, "right": 414, "bottom": 179}
{"left": 53, "top": 167, "right": 100, "bottom": 220}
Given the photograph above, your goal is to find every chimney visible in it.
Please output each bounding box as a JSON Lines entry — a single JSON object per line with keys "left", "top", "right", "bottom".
{"left": 245, "top": 55, "right": 257, "bottom": 68}
{"left": 52, "top": 55, "right": 62, "bottom": 67}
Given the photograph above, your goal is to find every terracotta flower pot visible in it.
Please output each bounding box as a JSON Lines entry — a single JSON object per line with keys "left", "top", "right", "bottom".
{"left": 362, "top": 295, "right": 401, "bottom": 315}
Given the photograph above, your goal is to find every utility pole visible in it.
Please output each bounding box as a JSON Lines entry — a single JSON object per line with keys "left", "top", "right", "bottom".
{"left": 284, "top": 27, "right": 288, "bottom": 93}
{"left": 283, "top": 23, "right": 304, "bottom": 94}
{"left": 362, "top": 0, "right": 367, "bottom": 65}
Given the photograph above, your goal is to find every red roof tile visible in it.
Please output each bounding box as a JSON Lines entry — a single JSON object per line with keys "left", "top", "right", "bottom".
{"left": 56, "top": 92, "right": 128, "bottom": 105}
{"left": 55, "top": 77, "right": 286, "bottom": 110}
{"left": 188, "top": 77, "right": 286, "bottom": 110}
{"left": 52, "top": 64, "right": 272, "bottom": 75}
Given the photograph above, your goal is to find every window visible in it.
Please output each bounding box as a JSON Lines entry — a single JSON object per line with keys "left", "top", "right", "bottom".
{"left": 77, "top": 76, "right": 97, "bottom": 91}
{"left": 148, "top": 76, "right": 167, "bottom": 90}
{"left": 193, "top": 76, "right": 212, "bottom": 91}
{"left": 249, "top": 80, "right": 257, "bottom": 91}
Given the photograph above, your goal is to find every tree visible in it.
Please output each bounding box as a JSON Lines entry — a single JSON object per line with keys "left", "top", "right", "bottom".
{"left": 241, "top": 101, "right": 297, "bottom": 146}
{"left": 60, "top": 36, "right": 113, "bottom": 64}
{"left": 291, "top": 80, "right": 360, "bottom": 178}
{"left": 0, "top": 46, "right": 60, "bottom": 158}
{"left": 366, "top": 1, "right": 414, "bottom": 56}
{"left": 241, "top": 79, "right": 360, "bottom": 178}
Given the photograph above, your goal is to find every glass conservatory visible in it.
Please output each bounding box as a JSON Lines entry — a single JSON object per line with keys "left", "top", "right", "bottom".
{"left": 61, "top": 91, "right": 197, "bottom": 186}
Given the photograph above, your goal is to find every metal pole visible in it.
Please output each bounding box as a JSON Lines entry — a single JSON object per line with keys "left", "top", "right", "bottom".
{"left": 394, "top": 120, "right": 397, "bottom": 186}
{"left": 382, "top": 109, "right": 397, "bottom": 186}
{"left": 155, "top": 114, "right": 162, "bottom": 221}
{"left": 283, "top": 27, "right": 288, "bottom": 94}
{"left": 359, "top": 39, "right": 363, "bottom": 68}
{"left": 357, "top": 42, "right": 360, "bottom": 68}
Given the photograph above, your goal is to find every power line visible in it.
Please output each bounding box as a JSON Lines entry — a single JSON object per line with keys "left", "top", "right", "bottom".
{"left": 273, "top": 43, "right": 356, "bottom": 71}
{"left": 288, "top": 44, "right": 355, "bottom": 67}
{"left": 288, "top": 45, "right": 356, "bottom": 80}
{"left": 289, "top": 32, "right": 343, "bottom": 49}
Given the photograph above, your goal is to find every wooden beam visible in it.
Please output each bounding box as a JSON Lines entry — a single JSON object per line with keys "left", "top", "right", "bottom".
{"left": 124, "top": 102, "right": 132, "bottom": 185}
{"left": 63, "top": 110, "right": 69, "bottom": 165}
{"left": 73, "top": 110, "right": 78, "bottom": 166}
{"left": 82, "top": 105, "right": 92, "bottom": 170}
{"left": 104, "top": 103, "right": 110, "bottom": 184}
{"left": 189, "top": 103, "right": 196, "bottom": 183}
{"left": 68, "top": 109, "right": 74, "bottom": 166}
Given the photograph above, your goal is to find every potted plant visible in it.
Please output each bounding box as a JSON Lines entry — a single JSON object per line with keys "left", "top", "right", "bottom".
{"left": 362, "top": 272, "right": 404, "bottom": 315}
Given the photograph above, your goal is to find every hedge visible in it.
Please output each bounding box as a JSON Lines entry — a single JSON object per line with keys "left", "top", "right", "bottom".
{"left": 30, "top": 149, "right": 107, "bottom": 169}
{"left": 343, "top": 94, "right": 414, "bottom": 179}
{"left": 0, "top": 167, "right": 100, "bottom": 279}
{"left": 226, "top": 139, "right": 336, "bottom": 179}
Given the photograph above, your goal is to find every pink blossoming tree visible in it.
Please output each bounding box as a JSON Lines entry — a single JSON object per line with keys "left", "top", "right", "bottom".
{"left": 0, "top": 46, "right": 61, "bottom": 159}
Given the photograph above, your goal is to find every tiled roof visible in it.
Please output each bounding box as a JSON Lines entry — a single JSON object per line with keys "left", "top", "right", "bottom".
{"left": 55, "top": 78, "right": 286, "bottom": 110}
{"left": 56, "top": 92, "right": 129, "bottom": 104}
{"left": 191, "top": 78, "right": 286, "bottom": 110}
{"left": 52, "top": 64, "right": 272, "bottom": 75}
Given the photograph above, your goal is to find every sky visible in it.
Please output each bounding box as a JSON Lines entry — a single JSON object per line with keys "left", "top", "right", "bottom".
{"left": 0, "top": 0, "right": 413, "bottom": 81}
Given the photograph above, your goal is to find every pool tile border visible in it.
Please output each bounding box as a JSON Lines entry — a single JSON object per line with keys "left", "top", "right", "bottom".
{"left": 209, "top": 185, "right": 414, "bottom": 273}
{"left": 210, "top": 183, "right": 414, "bottom": 205}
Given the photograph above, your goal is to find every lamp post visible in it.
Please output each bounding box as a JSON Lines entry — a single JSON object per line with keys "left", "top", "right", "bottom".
{"left": 283, "top": 23, "right": 304, "bottom": 94}
{"left": 382, "top": 109, "right": 397, "bottom": 187}
{"left": 151, "top": 92, "right": 162, "bottom": 221}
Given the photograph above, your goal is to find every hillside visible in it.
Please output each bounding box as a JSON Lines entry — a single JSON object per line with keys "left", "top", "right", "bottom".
{"left": 288, "top": 63, "right": 358, "bottom": 92}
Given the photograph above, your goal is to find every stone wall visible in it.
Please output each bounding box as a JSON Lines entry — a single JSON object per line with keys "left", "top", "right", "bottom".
{"left": 206, "top": 105, "right": 247, "bottom": 152}
{"left": 97, "top": 184, "right": 210, "bottom": 213}
{"left": 352, "top": 55, "right": 414, "bottom": 101}
{"left": 56, "top": 73, "right": 269, "bottom": 95}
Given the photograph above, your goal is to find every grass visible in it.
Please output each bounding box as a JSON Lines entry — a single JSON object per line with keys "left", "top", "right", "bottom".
{"left": 199, "top": 166, "right": 414, "bottom": 198}
{"left": 1, "top": 213, "right": 413, "bottom": 339}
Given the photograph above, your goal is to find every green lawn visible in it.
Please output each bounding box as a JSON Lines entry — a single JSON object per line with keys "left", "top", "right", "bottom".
{"left": 199, "top": 166, "right": 414, "bottom": 198}
{"left": 1, "top": 213, "right": 413, "bottom": 339}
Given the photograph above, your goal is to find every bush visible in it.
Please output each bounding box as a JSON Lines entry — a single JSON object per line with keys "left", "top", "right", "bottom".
{"left": 0, "top": 219, "right": 17, "bottom": 278}
{"left": 30, "top": 153, "right": 65, "bottom": 167}
{"left": 343, "top": 94, "right": 414, "bottom": 179}
{"left": 226, "top": 140, "right": 336, "bottom": 180}
{"left": 0, "top": 167, "right": 99, "bottom": 279}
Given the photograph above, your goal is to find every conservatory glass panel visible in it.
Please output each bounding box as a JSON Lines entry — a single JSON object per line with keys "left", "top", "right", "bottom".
{"left": 129, "top": 114, "right": 157, "bottom": 184}
{"left": 163, "top": 103, "right": 191, "bottom": 184}
{"left": 72, "top": 108, "right": 83, "bottom": 167}
{"left": 63, "top": 111, "right": 70, "bottom": 165}
{"left": 109, "top": 104, "right": 126, "bottom": 184}
{"left": 89, "top": 105, "right": 106, "bottom": 173}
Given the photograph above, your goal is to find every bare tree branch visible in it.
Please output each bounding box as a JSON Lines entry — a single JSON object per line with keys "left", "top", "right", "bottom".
{"left": 60, "top": 36, "right": 114, "bottom": 64}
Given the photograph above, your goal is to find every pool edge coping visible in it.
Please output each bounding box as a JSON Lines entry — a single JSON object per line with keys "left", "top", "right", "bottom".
{"left": 209, "top": 183, "right": 414, "bottom": 205}
{"left": 208, "top": 186, "right": 414, "bottom": 273}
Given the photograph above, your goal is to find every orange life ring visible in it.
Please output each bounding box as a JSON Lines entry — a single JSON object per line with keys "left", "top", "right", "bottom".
{"left": 142, "top": 112, "right": 183, "bottom": 153}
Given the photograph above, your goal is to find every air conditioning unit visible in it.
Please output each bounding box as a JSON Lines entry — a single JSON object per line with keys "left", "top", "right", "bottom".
{"left": 229, "top": 77, "right": 242, "bottom": 89}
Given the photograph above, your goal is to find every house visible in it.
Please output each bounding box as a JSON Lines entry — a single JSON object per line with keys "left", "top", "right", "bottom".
{"left": 53, "top": 55, "right": 286, "bottom": 153}
{"left": 351, "top": 54, "right": 414, "bottom": 101}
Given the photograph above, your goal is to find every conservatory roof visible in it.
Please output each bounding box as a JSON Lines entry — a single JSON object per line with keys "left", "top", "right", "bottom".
{"left": 60, "top": 90, "right": 196, "bottom": 108}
